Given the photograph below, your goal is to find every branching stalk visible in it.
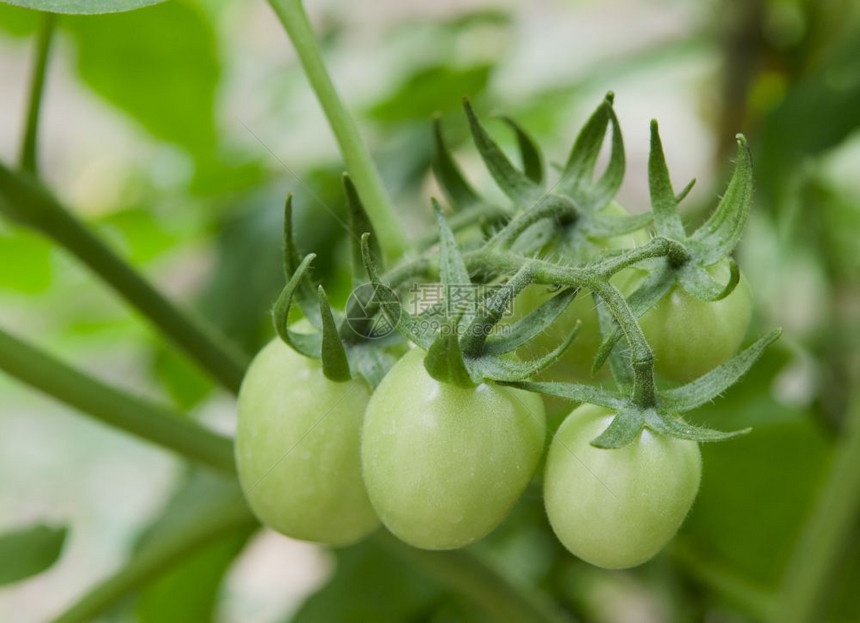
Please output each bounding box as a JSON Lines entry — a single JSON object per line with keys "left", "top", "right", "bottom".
{"left": 267, "top": 0, "right": 407, "bottom": 263}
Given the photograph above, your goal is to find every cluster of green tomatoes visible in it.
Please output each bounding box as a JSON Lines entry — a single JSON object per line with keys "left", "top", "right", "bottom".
{"left": 234, "top": 95, "right": 771, "bottom": 570}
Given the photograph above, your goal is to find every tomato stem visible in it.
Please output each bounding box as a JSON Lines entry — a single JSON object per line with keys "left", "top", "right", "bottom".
{"left": 267, "top": 0, "right": 407, "bottom": 264}
{"left": 18, "top": 12, "right": 56, "bottom": 175}
{"left": 0, "top": 325, "right": 237, "bottom": 475}
{"left": 0, "top": 164, "right": 250, "bottom": 394}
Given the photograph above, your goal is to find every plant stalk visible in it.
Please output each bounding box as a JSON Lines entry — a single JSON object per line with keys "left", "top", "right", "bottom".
{"left": 19, "top": 12, "right": 56, "bottom": 175}
{"left": 0, "top": 326, "right": 237, "bottom": 475}
{"left": 267, "top": 0, "right": 407, "bottom": 263}
{"left": 0, "top": 163, "right": 249, "bottom": 394}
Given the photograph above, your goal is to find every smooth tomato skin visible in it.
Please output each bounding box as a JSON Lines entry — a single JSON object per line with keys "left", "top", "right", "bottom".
{"left": 362, "top": 348, "right": 546, "bottom": 550}
{"left": 544, "top": 404, "right": 702, "bottom": 569}
{"left": 638, "top": 261, "right": 753, "bottom": 382}
{"left": 236, "top": 338, "right": 379, "bottom": 546}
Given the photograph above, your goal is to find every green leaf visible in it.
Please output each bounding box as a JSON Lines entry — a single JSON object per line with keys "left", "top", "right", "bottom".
{"left": 0, "top": 229, "right": 53, "bottom": 293}
{"left": 291, "top": 540, "right": 441, "bottom": 623}
{"left": 0, "top": 523, "right": 67, "bottom": 586}
{"left": 645, "top": 410, "right": 750, "bottom": 443}
{"left": 3, "top": 0, "right": 167, "bottom": 14}
{"left": 134, "top": 471, "right": 252, "bottom": 623}
{"left": 64, "top": 1, "right": 219, "bottom": 157}
{"left": 369, "top": 64, "right": 492, "bottom": 123}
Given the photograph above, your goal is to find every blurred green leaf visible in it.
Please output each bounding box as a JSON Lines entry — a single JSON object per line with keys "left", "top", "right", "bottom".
{"left": 0, "top": 229, "right": 53, "bottom": 293}
{"left": 133, "top": 470, "right": 253, "bottom": 622}
{"left": 198, "top": 172, "right": 350, "bottom": 355}
{"left": 369, "top": 64, "right": 492, "bottom": 124}
{"left": 97, "top": 207, "right": 179, "bottom": 265}
{"left": 0, "top": 2, "right": 39, "bottom": 35}
{"left": 0, "top": 523, "right": 67, "bottom": 585}
{"left": 2, "top": 0, "right": 166, "bottom": 14}
{"left": 291, "top": 540, "right": 442, "bottom": 623}
{"left": 682, "top": 346, "right": 830, "bottom": 586}
{"left": 63, "top": 1, "right": 219, "bottom": 157}
{"left": 757, "top": 24, "right": 860, "bottom": 205}
{"left": 150, "top": 344, "right": 214, "bottom": 410}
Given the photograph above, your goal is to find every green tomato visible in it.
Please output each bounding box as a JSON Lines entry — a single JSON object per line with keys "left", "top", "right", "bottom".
{"left": 638, "top": 260, "right": 753, "bottom": 382}
{"left": 362, "top": 348, "right": 546, "bottom": 549}
{"left": 512, "top": 201, "right": 649, "bottom": 383}
{"left": 544, "top": 404, "right": 702, "bottom": 569}
{"left": 236, "top": 337, "right": 379, "bottom": 545}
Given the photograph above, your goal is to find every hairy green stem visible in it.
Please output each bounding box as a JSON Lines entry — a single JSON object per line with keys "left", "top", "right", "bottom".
{"left": 0, "top": 326, "right": 237, "bottom": 474}
{"left": 19, "top": 12, "right": 56, "bottom": 175}
{"left": 374, "top": 532, "right": 569, "bottom": 623}
{"left": 770, "top": 391, "right": 860, "bottom": 622}
{"left": 267, "top": 0, "right": 406, "bottom": 263}
{"left": 52, "top": 498, "right": 256, "bottom": 623}
{"left": 0, "top": 164, "right": 249, "bottom": 393}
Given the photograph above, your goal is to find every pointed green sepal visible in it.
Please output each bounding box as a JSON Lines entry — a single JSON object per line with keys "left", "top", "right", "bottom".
{"left": 590, "top": 409, "right": 645, "bottom": 449}
{"left": 648, "top": 120, "right": 687, "bottom": 241}
{"left": 283, "top": 194, "right": 320, "bottom": 322}
{"left": 472, "top": 319, "right": 580, "bottom": 382}
{"left": 678, "top": 258, "right": 740, "bottom": 302}
{"left": 424, "top": 328, "right": 477, "bottom": 388}
{"left": 431, "top": 115, "right": 482, "bottom": 209}
{"left": 660, "top": 329, "right": 782, "bottom": 412}
{"left": 483, "top": 287, "right": 578, "bottom": 356}
{"left": 558, "top": 93, "right": 625, "bottom": 211}
{"left": 495, "top": 114, "right": 544, "bottom": 184}
{"left": 344, "top": 174, "right": 381, "bottom": 283}
{"left": 644, "top": 409, "right": 750, "bottom": 443}
{"left": 690, "top": 134, "right": 753, "bottom": 263}
{"left": 272, "top": 253, "right": 322, "bottom": 358}
{"left": 360, "top": 233, "right": 434, "bottom": 350}
{"left": 503, "top": 380, "right": 627, "bottom": 410}
{"left": 463, "top": 99, "right": 541, "bottom": 204}
{"left": 316, "top": 285, "right": 351, "bottom": 382}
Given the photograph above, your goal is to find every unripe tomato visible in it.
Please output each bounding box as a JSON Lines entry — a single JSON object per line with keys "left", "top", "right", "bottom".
{"left": 236, "top": 337, "right": 379, "bottom": 545}
{"left": 513, "top": 201, "right": 649, "bottom": 383}
{"left": 638, "top": 259, "right": 752, "bottom": 382}
{"left": 362, "top": 348, "right": 546, "bottom": 549}
{"left": 544, "top": 404, "right": 701, "bottom": 569}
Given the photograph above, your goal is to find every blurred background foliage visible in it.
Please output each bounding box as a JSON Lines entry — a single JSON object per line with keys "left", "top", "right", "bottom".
{"left": 0, "top": 0, "right": 859, "bottom": 621}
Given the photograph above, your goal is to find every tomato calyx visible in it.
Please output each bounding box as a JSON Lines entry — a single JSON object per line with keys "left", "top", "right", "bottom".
{"left": 504, "top": 327, "right": 780, "bottom": 447}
